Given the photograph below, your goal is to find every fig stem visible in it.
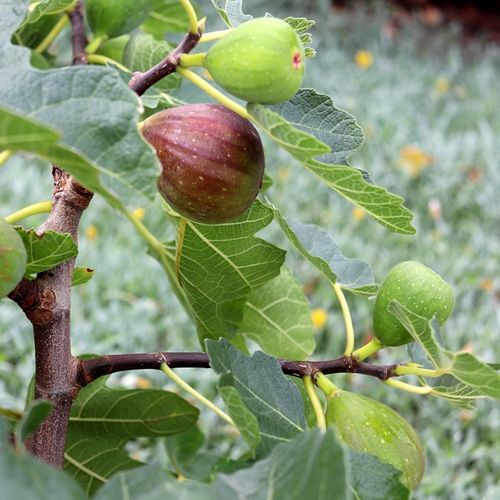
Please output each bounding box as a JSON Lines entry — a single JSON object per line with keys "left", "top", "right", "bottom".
{"left": 352, "top": 337, "right": 383, "bottom": 361}
{"left": 199, "top": 29, "right": 231, "bottom": 43}
{"left": 384, "top": 379, "right": 432, "bottom": 395}
{"left": 176, "top": 67, "right": 250, "bottom": 120}
{"left": 303, "top": 375, "right": 327, "bottom": 431}
{"left": 34, "top": 13, "right": 69, "bottom": 54}
{"left": 86, "top": 54, "right": 130, "bottom": 73}
{"left": 314, "top": 372, "right": 341, "bottom": 398}
{"left": 4, "top": 200, "right": 52, "bottom": 224}
{"left": 394, "top": 365, "right": 447, "bottom": 378}
{"left": 179, "top": 0, "right": 199, "bottom": 35}
{"left": 160, "top": 362, "right": 236, "bottom": 427}
{"left": 85, "top": 34, "right": 107, "bottom": 55}
{"left": 179, "top": 52, "right": 207, "bottom": 68}
{"left": 333, "top": 283, "right": 355, "bottom": 357}
{"left": 175, "top": 217, "right": 187, "bottom": 282}
{"left": 0, "top": 150, "right": 13, "bottom": 168}
{"left": 124, "top": 209, "right": 164, "bottom": 255}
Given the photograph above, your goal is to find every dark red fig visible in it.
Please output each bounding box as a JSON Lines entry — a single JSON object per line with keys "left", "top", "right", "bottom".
{"left": 142, "top": 104, "right": 265, "bottom": 223}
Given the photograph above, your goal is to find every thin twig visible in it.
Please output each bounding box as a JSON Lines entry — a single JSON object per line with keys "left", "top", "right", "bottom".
{"left": 128, "top": 31, "right": 202, "bottom": 95}
{"left": 78, "top": 351, "right": 399, "bottom": 385}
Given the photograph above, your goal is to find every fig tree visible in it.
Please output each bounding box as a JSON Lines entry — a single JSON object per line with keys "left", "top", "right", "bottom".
{"left": 326, "top": 389, "right": 425, "bottom": 491}
{"left": 142, "top": 104, "right": 265, "bottom": 223}
{"left": 205, "top": 18, "right": 305, "bottom": 104}
{"left": 0, "top": 220, "right": 27, "bottom": 298}
{"left": 86, "top": 0, "right": 152, "bottom": 39}
{"left": 373, "top": 261, "right": 455, "bottom": 346}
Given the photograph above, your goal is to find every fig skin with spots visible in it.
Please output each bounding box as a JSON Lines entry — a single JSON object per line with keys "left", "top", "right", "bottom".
{"left": 142, "top": 104, "right": 265, "bottom": 223}
{"left": 373, "top": 261, "right": 455, "bottom": 346}
{"left": 326, "top": 390, "right": 425, "bottom": 491}
{"left": 205, "top": 18, "right": 305, "bottom": 104}
{"left": 0, "top": 219, "right": 27, "bottom": 298}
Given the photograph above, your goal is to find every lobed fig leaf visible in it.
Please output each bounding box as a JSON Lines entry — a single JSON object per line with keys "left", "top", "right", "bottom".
{"left": 205, "top": 17, "right": 305, "bottom": 104}
{"left": 326, "top": 389, "right": 425, "bottom": 491}
{"left": 373, "top": 261, "right": 455, "bottom": 346}
{"left": 86, "top": 0, "right": 152, "bottom": 39}
{"left": 0, "top": 219, "right": 27, "bottom": 298}
{"left": 142, "top": 104, "right": 265, "bottom": 223}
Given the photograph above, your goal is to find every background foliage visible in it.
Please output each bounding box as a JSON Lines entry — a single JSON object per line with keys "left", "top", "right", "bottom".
{"left": 1, "top": 1, "right": 499, "bottom": 498}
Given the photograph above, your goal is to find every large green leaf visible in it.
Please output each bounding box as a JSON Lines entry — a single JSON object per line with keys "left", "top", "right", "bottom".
{"left": 0, "top": 105, "right": 59, "bottom": 149}
{"left": 237, "top": 266, "right": 315, "bottom": 359}
{"left": 449, "top": 352, "right": 500, "bottom": 399}
{"left": 177, "top": 202, "right": 285, "bottom": 344}
{"left": 211, "top": 0, "right": 252, "bottom": 28}
{"left": 271, "top": 205, "right": 378, "bottom": 296}
{"left": 206, "top": 339, "right": 306, "bottom": 456}
{"left": 64, "top": 378, "right": 199, "bottom": 494}
{"left": 388, "top": 301, "right": 448, "bottom": 369}
{"left": 218, "top": 379, "right": 260, "bottom": 455}
{"left": 69, "top": 378, "right": 199, "bottom": 437}
{"left": 64, "top": 427, "right": 142, "bottom": 496}
{"left": 94, "top": 430, "right": 348, "bottom": 500}
{"left": 142, "top": 0, "right": 193, "bottom": 36}
{"left": 0, "top": 1, "right": 160, "bottom": 206}
{"left": 249, "top": 90, "right": 415, "bottom": 234}
{"left": 124, "top": 33, "right": 180, "bottom": 92}
{"left": 16, "top": 228, "right": 77, "bottom": 276}
{"left": 0, "top": 418, "right": 85, "bottom": 499}
{"left": 18, "top": 0, "right": 76, "bottom": 26}
{"left": 349, "top": 451, "right": 410, "bottom": 500}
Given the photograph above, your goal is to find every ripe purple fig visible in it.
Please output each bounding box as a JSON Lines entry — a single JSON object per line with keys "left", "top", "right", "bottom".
{"left": 142, "top": 104, "right": 265, "bottom": 223}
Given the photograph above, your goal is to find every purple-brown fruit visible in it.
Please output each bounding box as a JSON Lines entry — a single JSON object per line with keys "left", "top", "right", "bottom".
{"left": 142, "top": 104, "right": 265, "bottom": 223}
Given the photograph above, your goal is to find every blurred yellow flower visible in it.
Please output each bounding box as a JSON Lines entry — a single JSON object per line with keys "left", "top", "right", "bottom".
{"left": 311, "top": 308, "right": 328, "bottom": 329}
{"left": 135, "top": 376, "right": 152, "bottom": 389}
{"left": 434, "top": 76, "right": 450, "bottom": 95}
{"left": 85, "top": 224, "right": 98, "bottom": 240}
{"left": 352, "top": 206, "right": 366, "bottom": 220}
{"left": 355, "top": 50, "right": 373, "bottom": 69}
{"left": 398, "top": 145, "right": 433, "bottom": 178}
{"left": 479, "top": 278, "right": 494, "bottom": 292}
{"left": 133, "top": 207, "right": 145, "bottom": 221}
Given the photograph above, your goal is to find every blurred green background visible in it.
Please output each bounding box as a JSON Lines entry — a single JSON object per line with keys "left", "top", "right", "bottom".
{"left": 1, "top": 1, "right": 499, "bottom": 498}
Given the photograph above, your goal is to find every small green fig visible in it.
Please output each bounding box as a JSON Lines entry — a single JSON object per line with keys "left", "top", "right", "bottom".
{"left": 373, "top": 261, "right": 455, "bottom": 346}
{"left": 205, "top": 18, "right": 305, "bottom": 104}
{"left": 86, "top": 0, "right": 152, "bottom": 39}
{"left": 142, "top": 104, "right": 265, "bottom": 223}
{"left": 0, "top": 220, "right": 27, "bottom": 298}
{"left": 326, "top": 390, "right": 425, "bottom": 491}
{"left": 96, "top": 35, "right": 130, "bottom": 62}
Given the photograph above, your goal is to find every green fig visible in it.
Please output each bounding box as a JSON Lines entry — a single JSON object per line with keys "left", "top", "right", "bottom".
{"left": 0, "top": 219, "right": 27, "bottom": 298}
{"left": 142, "top": 104, "right": 265, "bottom": 223}
{"left": 86, "top": 0, "right": 152, "bottom": 39}
{"left": 96, "top": 35, "right": 130, "bottom": 62}
{"left": 326, "top": 390, "right": 424, "bottom": 491}
{"left": 205, "top": 18, "right": 305, "bottom": 104}
{"left": 373, "top": 261, "right": 455, "bottom": 346}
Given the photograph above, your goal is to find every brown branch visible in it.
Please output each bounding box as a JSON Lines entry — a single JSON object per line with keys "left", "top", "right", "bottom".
{"left": 78, "top": 351, "right": 398, "bottom": 386}
{"left": 128, "top": 30, "right": 202, "bottom": 96}
{"left": 18, "top": 170, "right": 93, "bottom": 468}
{"left": 68, "top": 0, "right": 87, "bottom": 65}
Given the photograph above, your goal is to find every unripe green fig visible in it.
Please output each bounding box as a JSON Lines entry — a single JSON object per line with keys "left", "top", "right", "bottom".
{"left": 86, "top": 0, "right": 152, "bottom": 39}
{"left": 326, "top": 390, "right": 424, "bottom": 491}
{"left": 96, "top": 35, "right": 130, "bottom": 62}
{"left": 205, "top": 18, "right": 305, "bottom": 104}
{"left": 373, "top": 261, "right": 455, "bottom": 346}
{"left": 0, "top": 220, "right": 27, "bottom": 298}
{"left": 142, "top": 104, "right": 265, "bottom": 223}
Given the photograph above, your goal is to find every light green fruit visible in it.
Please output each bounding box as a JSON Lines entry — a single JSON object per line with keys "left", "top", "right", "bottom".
{"left": 86, "top": 0, "right": 152, "bottom": 39}
{"left": 0, "top": 220, "right": 27, "bottom": 298}
{"left": 326, "top": 390, "right": 425, "bottom": 491}
{"left": 205, "top": 18, "right": 305, "bottom": 104}
{"left": 373, "top": 261, "right": 455, "bottom": 346}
